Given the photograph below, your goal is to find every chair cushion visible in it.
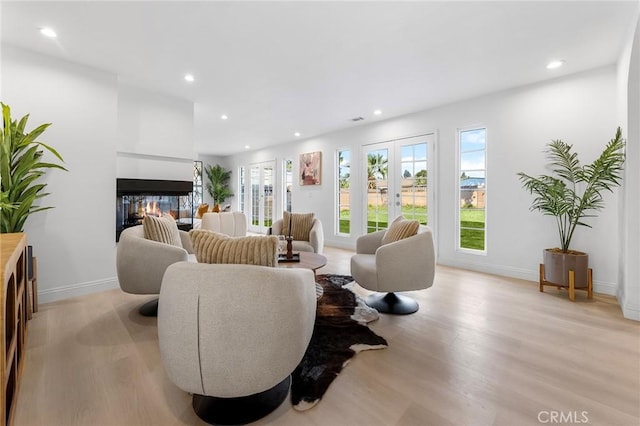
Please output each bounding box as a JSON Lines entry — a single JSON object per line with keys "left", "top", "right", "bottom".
{"left": 190, "top": 229, "right": 278, "bottom": 267}
{"left": 283, "top": 211, "right": 314, "bottom": 242}
{"left": 195, "top": 203, "right": 210, "bottom": 219}
{"left": 143, "top": 214, "right": 183, "bottom": 248}
{"left": 381, "top": 216, "right": 419, "bottom": 245}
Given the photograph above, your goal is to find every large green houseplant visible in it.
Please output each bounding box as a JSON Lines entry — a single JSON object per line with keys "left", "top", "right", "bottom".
{"left": 204, "top": 164, "right": 233, "bottom": 210}
{"left": 517, "top": 127, "right": 625, "bottom": 289}
{"left": 1, "top": 102, "right": 67, "bottom": 233}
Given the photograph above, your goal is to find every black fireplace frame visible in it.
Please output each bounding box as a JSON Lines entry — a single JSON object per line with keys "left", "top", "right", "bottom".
{"left": 116, "top": 178, "right": 194, "bottom": 241}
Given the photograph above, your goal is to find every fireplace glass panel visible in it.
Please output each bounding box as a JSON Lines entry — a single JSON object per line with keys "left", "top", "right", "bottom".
{"left": 116, "top": 178, "right": 194, "bottom": 241}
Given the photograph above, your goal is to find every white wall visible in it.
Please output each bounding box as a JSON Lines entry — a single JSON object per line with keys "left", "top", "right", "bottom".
{"left": 197, "top": 154, "right": 230, "bottom": 206}
{"left": 617, "top": 14, "right": 640, "bottom": 321}
{"left": 224, "top": 66, "right": 622, "bottom": 296}
{"left": 116, "top": 82, "right": 194, "bottom": 181}
{"left": 1, "top": 46, "right": 118, "bottom": 302}
{"left": 1, "top": 46, "right": 198, "bottom": 302}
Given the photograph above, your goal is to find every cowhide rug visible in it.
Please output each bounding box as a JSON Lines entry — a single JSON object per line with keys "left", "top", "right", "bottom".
{"left": 291, "top": 274, "right": 388, "bottom": 411}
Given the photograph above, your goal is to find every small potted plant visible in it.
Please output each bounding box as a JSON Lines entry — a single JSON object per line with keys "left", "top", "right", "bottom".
{"left": 517, "top": 127, "right": 625, "bottom": 292}
{"left": 204, "top": 164, "right": 233, "bottom": 212}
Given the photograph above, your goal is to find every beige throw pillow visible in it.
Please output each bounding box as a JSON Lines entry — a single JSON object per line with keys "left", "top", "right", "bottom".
{"left": 282, "top": 211, "right": 314, "bottom": 241}
{"left": 143, "top": 214, "right": 183, "bottom": 248}
{"left": 382, "top": 216, "right": 420, "bottom": 245}
{"left": 190, "top": 229, "right": 278, "bottom": 267}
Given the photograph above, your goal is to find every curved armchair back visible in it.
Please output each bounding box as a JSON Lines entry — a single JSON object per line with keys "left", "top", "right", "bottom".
{"left": 158, "top": 262, "right": 317, "bottom": 397}
{"left": 352, "top": 225, "right": 435, "bottom": 293}
{"left": 116, "top": 225, "right": 191, "bottom": 295}
{"left": 375, "top": 225, "right": 435, "bottom": 292}
{"left": 201, "top": 212, "right": 247, "bottom": 236}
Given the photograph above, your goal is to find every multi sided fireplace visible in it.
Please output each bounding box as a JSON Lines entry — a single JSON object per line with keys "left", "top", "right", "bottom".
{"left": 116, "top": 178, "right": 194, "bottom": 241}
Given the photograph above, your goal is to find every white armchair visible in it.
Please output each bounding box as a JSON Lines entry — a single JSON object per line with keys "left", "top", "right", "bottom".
{"left": 350, "top": 224, "right": 435, "bottom": 314}
{"left": 158, "top": 262, "right": 317, "bottom": 424}
{"left": 271, "top": 217, "right": 324, "bottom": 254}
{"left": 116, "top": 225, "right": 195, "bottom": 316}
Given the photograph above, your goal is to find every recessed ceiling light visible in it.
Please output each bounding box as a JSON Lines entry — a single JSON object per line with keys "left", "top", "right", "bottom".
{"left": 184, "top": 74, "right": 195, "bottom": 83}
{"left": 373, "top": 109, "right": 382, "bottom": 116}
{"left": 244, "top": 145, "right": 251, "bottom": 150}
{"left": 221, "top": 114, "right": 228, "bottom": 120}
{"left": 546, "top": 60, "right": 565, "bottom": 70}
{"left": 294, "top": 132, "right": 301, "bottom": 137}
{"left": 39, "top": 27, "right": 57, "bottom": 38}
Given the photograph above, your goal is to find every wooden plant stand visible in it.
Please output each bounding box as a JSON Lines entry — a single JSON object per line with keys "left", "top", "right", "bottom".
{"left": 539, "top": 264, "right": 593, "bottom": 302}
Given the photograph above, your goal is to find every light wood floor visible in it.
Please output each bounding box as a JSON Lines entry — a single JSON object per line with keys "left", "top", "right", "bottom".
{"left": 13, "top": 247, "right": 640, "bottom": 426}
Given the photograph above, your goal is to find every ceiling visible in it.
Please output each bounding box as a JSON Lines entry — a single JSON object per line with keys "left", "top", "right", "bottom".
{"left": 1, "top": 1, "right": 638, "bottom": 156}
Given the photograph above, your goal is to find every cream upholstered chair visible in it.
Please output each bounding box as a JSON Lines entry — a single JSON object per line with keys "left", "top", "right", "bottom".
{"left": 271, "top": 213, "right": 324, "bottom": 253}
{"left": 350, "top": 222, "right": 435, "bottom": 315}
{"left": 158, "top": 262, "right": 317, "bottom": 425}
{"left": 201, "top": 211, "right": 247, "bottom": 236}
{"left": 116, "top": 225, "right": 195, "bottom": 316}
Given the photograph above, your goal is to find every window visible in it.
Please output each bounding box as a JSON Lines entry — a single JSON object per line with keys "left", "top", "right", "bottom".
{"left": 283, "top": 159, "right": 293, "bottom": 213}
{"left": 400, "top": 143, "right": 428, "bottom": 225}
{"left": 365, "top": 147, "right": 389, "bottom": 233}
{"left": 238, "top": 166, "right": 245, "bottom": 213}
{"left": 337, "top": 150, "right": 350, "bottom": 234}
{"left": 458, "top": 128, "right": 486, "bottom": 252}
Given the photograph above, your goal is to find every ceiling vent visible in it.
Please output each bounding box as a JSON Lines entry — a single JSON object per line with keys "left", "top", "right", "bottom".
{"left": 351, "top": 117, "right": 365, "bottom": 122}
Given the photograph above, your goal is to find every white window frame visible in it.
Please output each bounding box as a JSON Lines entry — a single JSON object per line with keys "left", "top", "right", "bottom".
{"left": 336, "top": 148, "right": 351, "bottom": 236}
{"left": 238, "top": 166, "right": 245, "bottom": 213}
{"left": 283, "top": 158, "right": 293, "bottom": 215}
{"left": 456, "top": 126, "right": 488, "bottom": 254}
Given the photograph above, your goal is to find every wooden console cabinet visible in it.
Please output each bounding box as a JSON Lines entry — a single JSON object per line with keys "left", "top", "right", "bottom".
{"left": 1, "top": 233, "right": 29, "bottom": 425}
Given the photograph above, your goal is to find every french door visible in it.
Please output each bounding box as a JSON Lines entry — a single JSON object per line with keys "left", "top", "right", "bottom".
{"left": 363, "top": 133, "right": 435, "bottom": 233}
{"left": 248, "top": 161, "right": 275, "bottom": 234}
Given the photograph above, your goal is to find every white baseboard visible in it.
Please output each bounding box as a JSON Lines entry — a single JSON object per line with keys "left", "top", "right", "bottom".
{"left": 621, "top": 302, "right": 640, "bottom": 321}
{"left": 619, "top": 289, "right": 640, "bottom": 321}
{"left": 38, "top": 277, "right": 119, "bottom": 304}
{"left": 324, "top": 239, "right": 356, "bottom": 251}
{"left": 437, "top": 257, "right": 618, "bottom": 296}
{"left": 438, "top": 257, "right": 534, "bottom": 281}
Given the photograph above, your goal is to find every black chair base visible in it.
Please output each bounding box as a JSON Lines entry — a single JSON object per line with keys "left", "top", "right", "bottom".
{"left": 192, "top": 375, "right": 290, "bottom": 425}
{"left": 138, "top": 298, "right": 159, "bottom": 317}
{"left": 366, "top": 292, "right": 419, "bottom": 315}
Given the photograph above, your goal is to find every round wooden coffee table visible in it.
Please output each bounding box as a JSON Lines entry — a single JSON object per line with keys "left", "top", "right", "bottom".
{"left": 278, "top": 252, "right": 327, "bottom": 299}
{"left": 277, "top": 252, "right": 327, "bottom": 275}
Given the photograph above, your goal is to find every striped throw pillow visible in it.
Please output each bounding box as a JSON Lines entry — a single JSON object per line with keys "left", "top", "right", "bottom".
{"left": 282, "top": 211, "right": 315, "bottom": 241}
{"left": 143, "top": 214, "right": 183, "bottom": 248}
{"left": 189, "top": 229, "right": 278, "bottom": 267}
{"left": 381, "top": 216, "right": 419, "bottom": 245}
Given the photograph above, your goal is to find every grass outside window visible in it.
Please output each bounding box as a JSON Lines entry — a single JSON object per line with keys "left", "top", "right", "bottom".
{"left": 460, "top": 208, "right": 485, "bottom": 250}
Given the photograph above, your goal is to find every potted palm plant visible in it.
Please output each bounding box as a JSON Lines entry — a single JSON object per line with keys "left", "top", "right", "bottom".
{"left": 517, "top": 127, "right": 625, "bottom": 292}
{"left": 204, "top": 164, "right": 233, "bottom": 212}
{"left": 1, "top": 102, "right": 67, "bottom": 233}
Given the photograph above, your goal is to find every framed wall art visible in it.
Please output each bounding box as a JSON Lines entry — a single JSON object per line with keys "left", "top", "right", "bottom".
{"left": 299, "top": 151, "right": 322, "bottom": 185}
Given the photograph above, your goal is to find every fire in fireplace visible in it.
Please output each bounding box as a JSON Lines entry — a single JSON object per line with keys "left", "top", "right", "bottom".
{"left": 116, "top": 178, "right": 194, "bottom": 241}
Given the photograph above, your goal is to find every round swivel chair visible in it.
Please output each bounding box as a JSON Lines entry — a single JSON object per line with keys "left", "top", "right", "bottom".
{"left": 351, "top": 223, "right": 435, "bottom": 314}
{"left": 158, "top": 262, "right": 317, "bottom": 425}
